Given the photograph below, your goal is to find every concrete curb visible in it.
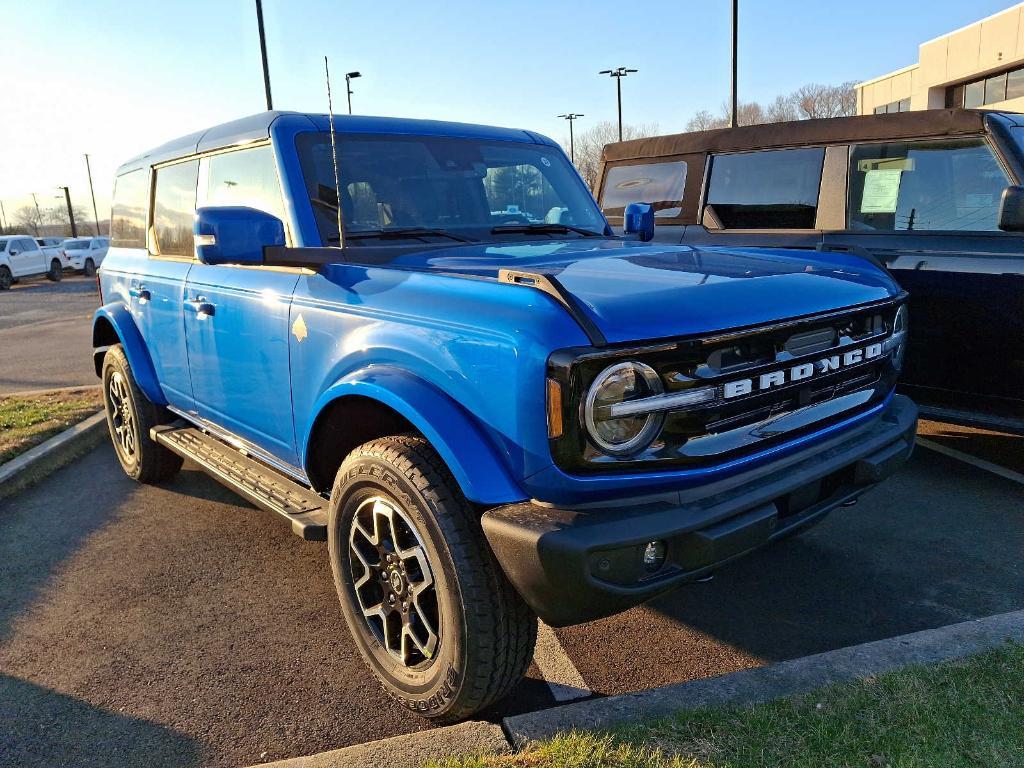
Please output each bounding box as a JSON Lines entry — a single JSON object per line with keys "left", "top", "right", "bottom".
{"left": 0, "top": 411, "right": 107, "bottom": 502}
{"left": 503, "top": 609, "right": 1024, "bottom": 748}
{"left": 249, "top": 720, "right": 510, "bottom": 768}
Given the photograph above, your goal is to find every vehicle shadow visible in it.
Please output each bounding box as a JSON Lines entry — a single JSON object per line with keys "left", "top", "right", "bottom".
{"left": 0, "top": 674, "right": 202, "bottom": 768}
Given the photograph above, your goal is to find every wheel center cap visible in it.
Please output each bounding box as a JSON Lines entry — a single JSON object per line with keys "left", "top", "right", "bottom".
{"left": 389, "top": 571, "right": 405, "bottom": 594}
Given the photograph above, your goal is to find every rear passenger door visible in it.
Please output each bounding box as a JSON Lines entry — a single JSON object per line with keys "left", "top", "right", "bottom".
{"left": 822, "top": 137, "right": 1023, "bottom": 405}
{"left": 183, "top": 144, "right": 301, "bottom": 468}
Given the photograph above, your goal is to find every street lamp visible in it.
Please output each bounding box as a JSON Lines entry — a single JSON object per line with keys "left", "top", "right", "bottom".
{"left": 557, "top": 114, "right": 584, "bottom": 163}
{"left": 345, "top": 71, "right": 362, "bottom": 115}
{"left": 599, "top": 67, "right": 637, "bottom": 142}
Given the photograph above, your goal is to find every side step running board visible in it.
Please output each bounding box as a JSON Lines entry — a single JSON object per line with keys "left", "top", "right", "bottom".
{"left": 151, "top": 424, "right": 328, "bottom": 541}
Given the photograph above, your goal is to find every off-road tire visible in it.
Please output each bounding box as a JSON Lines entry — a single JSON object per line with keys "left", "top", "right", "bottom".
{"left": 328, "top": 435, "right": 536, "bottom": 724}
{"left": 46, "top": 259, "right": 62, "bottom": 281}
{"left": 101, "top": 344, "right": 183, "bottom": 483}
{"left": 84, "top": 258, "right": 96, "bottom": 277}
{"left": 0, "top": 266, "right": 11, "bottom": 290}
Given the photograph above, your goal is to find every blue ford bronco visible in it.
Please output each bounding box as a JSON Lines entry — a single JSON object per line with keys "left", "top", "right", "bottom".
{"left": 94, "top": 111, "right": 916, "bottom": 721}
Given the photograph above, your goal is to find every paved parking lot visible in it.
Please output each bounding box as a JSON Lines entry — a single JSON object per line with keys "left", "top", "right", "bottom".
{"left": 1, "top": 421, "right": 1022, "bottom": 767}
{"left": 0, "top": 275, "right": 98, "bottom": 394}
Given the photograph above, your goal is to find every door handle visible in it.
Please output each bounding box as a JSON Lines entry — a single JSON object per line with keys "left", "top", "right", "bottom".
{"left": 129, "top": 286, "right": 151, "bottom": 303}
{"left": 185, "top": 297, "right": 216, "bottom": 318}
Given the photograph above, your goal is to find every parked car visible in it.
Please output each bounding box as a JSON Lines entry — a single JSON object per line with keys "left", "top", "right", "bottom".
{"left": 94, "top": 111, "right": 916, "bottom": 721}
{"left": 36, "top": 236, "right": 72, "bottom": 271}
{"left": 63, "top": 236, "right": 109, "bottom": 275}
{"left": 0, "top": 234, "right": 64, "bottom": 288}
{"left": 595, "top": 109, "right": 1024, "bottom": 433}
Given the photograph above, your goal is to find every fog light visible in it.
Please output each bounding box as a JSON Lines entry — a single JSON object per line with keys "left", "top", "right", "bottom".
{"left": 642, "top": 540, "right": 667, "bottom": 572}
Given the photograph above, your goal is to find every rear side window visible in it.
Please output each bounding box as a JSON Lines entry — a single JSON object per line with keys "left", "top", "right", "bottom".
{"left": 847, "top": 139, "right": 1009, "bottom": 232}
{"left": 205, "top": 145, "right": 286, "bottom": 223}
{"left": 601, "top": 161, "right": 687, "bottom": 219}
{"left": 110, "top": 169, "right": 149, "bottom": 248}
{"left": 152, "top": 160, "right": 199, "bottom": 257}
{"left": 705, "top": 148, "right": 825, "bottom": 229}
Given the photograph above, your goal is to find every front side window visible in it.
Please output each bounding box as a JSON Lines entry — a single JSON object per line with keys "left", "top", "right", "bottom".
{"left": 152, "top": 160, "right": 199, "bottom": 257}
{"left": 205, "top": 145, "right": 286, "bottom": 223}
{"left": 110, "top": 169, "right": 149, "bottom": 248}
{"left": 847, "top": 139, "right": 1009, "bottom": 232}
{"left": 705, "top": 148, "right": 825, "bottom": 229}
{"left": 296, "top": 133, "right": 605, "bottom": 244}
{"left": 600, "top": 161, "right": 687, "bottom": 220}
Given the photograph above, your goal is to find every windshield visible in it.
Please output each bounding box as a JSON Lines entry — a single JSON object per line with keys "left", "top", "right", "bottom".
{"left": 64, "top": 240, "right": 89, "bottom": 250}
{"left": 296, "top": 133, "right": 606, "bottom": 244}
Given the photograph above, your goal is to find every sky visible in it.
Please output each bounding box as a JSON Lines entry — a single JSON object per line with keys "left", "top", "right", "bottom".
{"left": 1, "top": 0, "right": 1017, "bottom": 227}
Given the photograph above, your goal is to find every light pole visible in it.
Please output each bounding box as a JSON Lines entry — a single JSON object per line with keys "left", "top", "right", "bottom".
{"left": 557, "top": 113, "right": 584, "bottom": 163}
{"left": 730, "top": 0, "right": 739, "bottom": 127}
{"left": 84, "top": 154, "right": 101, "bottom": 236}
{"left": 0, "top": 200, "right": 7, "bottom": 232}
{"left": 345, "top": 71, "right": 361, "bottom": 115}
{"left": 255, "top": 0, "right": 273, "bottom": 110}
{"left": 599, "top": 67, "right": 637, "bottom": 142}
{"left": 57, "top": 187, "right": 77, "bottom": 238}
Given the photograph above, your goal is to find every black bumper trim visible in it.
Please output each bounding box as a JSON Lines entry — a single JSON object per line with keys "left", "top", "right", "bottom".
{"left": 481, "top": 395, "right": 917, "bottom": 627}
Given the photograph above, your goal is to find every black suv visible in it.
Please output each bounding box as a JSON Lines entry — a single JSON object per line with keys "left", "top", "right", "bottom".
{"left": 596, "top": 109, "right": 1024, "bottom": 433}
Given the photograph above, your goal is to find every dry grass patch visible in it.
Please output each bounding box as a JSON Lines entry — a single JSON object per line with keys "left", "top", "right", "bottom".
{"left": 0, "top": 387, "right": 103, "bottom": 463}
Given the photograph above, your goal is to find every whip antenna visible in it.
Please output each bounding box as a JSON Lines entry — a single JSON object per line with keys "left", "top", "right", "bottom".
{"left": 324, "top": 55, "right": 344, "bottom": 248}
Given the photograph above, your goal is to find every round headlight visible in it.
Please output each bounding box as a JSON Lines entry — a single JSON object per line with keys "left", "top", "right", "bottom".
{"left": 583, "top": 361, "right": 664, "bottom": 456}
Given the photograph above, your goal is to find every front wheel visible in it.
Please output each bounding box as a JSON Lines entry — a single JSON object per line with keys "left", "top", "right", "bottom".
{"left": 84, "top": 258, "right": 96, "bottom": 277}
{"left": 328, "top": 435, "right": 536, "bottom": 723}
{"left": 101, "top": 344, "right": 183, "bottom": 483}
{"left": 46, "top": 259, "right": 62, "bottom": 281}
{"left": 0, "top": 266, "right": 11, "bottom": 290}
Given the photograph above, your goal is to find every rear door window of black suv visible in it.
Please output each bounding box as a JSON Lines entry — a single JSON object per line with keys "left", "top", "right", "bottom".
{"left": 847, "top": 138, "right": 1009, "bottom": 232}
{"left": 600, "top": 160, "right": 687, "bottom": 221}
{"left": 704, "top": 148, "right": 825, "bottom": 229}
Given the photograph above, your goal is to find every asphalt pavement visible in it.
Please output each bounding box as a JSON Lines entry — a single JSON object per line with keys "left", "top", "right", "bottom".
{"left": 0, "top": 275, "right": 98, "bottom": 394}
{"left": 2, "top": 421, "right": 1022, "bottom": 767}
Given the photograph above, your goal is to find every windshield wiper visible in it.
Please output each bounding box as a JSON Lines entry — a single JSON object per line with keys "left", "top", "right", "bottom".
{"left": 335, "top": 227, "right": 474, "bottom": 243}
{"left": 490, "top": 223, "right": 603, "bottom": 238}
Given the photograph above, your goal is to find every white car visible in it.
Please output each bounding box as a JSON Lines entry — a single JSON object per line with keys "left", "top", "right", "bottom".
{"left": 0, "top": 234, "right": 65, "bottom": 289}
{"left": 36, "top": 236, "right": 72, "bottom": 270}
{"left": 62, "top": 236, "right": 109, "bottom": 275}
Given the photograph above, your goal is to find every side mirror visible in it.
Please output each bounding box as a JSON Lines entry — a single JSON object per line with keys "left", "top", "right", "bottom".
{"left": 623, "top": 202, "right": 655, "bottom": 242}
{"left": 193, "top": 206, "right": 285, "bottom": 266}
{"left": 998, "top": 186, "right": 1024, "bottom": 232}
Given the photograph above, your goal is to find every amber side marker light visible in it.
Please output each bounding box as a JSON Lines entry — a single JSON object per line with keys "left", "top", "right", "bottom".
{"left": 546, "top": 378, "right": 564, "bottom": 438}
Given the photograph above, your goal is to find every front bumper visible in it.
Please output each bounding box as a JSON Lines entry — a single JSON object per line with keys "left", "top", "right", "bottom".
{"left": 481, "top": 394, "right": 917, "bottom": 627}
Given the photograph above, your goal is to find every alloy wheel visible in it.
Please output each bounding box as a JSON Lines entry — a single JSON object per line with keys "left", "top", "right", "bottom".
{"left": 107, "top": 371, "right": 136, "bottom": 459}
{"left": 348, "top": 496, "right": 440, "bottom": 667}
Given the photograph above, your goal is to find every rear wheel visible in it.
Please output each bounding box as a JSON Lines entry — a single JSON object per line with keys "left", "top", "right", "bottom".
{"left": 84, "top": 258, "right": 96, "bottom": 277}
{"left": 101, "top": 344, "right": 182, "bottom": 483}
{"left": 328, "top": 435, "right": 536, "bottom": 723}
{"left": 0, "top": 266, "right": 11, "bottom": 290}
{"left": 46, "top": 259, "right": 62, "bottom": 281}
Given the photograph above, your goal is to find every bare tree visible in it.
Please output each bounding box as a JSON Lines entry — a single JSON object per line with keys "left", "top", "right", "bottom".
{"left": 45, "top": 204, "right": 90, "bottom": 237}
{"left": 566, "top": 121, "right": 660, "bottom": 190}
{"left": 793, "top": 82, "right": 858, "bottom": 119}
{"left": 685, "top": 80, "right": 858, "bottom": 132}
{"left": 13, "top": 205, "right": 43, "bottom": 236}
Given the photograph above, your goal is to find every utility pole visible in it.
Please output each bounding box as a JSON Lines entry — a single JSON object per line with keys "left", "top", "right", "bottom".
{"left": 0, "top": 200, "right": 7, "bottom": 232}
{"left": 345, "top": 71, "right": 361, "bottom": 115}
{"left": 557, "top": 113, "right": 584, "bottom": 163}
{"left": 58, "top": 187, "right": 77, "bottom": 238}
{"left": 31, "top": 193, "right": 43, "bottom": 236}
{"left": 730, "top": 0, "right": 739, "bottom": 128}
{"left": 599, "top": 67, "right": 637, "bottom": 142}
{"left": 255, "top": 0, "right": 273, "bottom": 110}
{"left": 84, "top": 154, "right": 101, "bottom": 236}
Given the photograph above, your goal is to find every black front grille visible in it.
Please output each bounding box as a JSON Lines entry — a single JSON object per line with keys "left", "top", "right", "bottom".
{"left": 548, "top": 298, "right": 903, "bottom": 474}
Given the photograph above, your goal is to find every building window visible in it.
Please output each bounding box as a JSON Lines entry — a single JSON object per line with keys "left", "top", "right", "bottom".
{"left": 948, "top": 63, "right": 1024, "bottom": 108}
{"left": 873, "top": 99, "right": 910, "bottom": 114}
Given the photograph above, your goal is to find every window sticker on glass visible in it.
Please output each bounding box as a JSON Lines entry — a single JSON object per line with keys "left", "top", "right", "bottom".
{"left": 860, "top": 169, "right": 903, "bottom": 214}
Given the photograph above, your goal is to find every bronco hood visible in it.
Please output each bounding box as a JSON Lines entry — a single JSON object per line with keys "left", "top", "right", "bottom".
{"left": 400, "top": 239, "right": 900, "bottom": 345}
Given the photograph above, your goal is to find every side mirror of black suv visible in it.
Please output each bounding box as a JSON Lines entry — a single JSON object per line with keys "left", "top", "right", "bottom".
{"left": 998, "top": 186, "right": 1024, "bottom": 232}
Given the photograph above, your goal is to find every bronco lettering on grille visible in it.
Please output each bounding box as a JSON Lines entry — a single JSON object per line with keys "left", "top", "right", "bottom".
{"left": 722, "top": 342, "right": 883, "bottom": 399}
